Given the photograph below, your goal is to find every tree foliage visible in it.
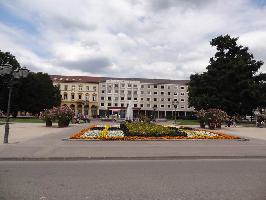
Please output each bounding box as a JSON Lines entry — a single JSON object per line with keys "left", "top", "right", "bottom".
{"left": 188, "top": 35, "right": 266, "bottom": 116}
{"left": 0, "top": 51, "right": 61, "bottom": 115}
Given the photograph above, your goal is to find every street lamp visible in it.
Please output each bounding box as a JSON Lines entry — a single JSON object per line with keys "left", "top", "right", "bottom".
{"left": 0, "top": 63, "right": 30, "bottom": 143}
{"left": 172, "top": 101, "right": 179, "bottom": 124}
{"left": 153, "top": 105, "right": 157, "bottom": 121}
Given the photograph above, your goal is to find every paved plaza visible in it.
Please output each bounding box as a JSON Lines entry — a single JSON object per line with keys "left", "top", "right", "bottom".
{"left": 0, "top": 121, "right": 266, "bottom": 160}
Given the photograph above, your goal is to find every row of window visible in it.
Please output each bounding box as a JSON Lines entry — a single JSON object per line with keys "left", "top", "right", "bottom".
{"left": 101, "top": 90, "right": 186, "bottom": 96}
{"left": 100, "top": 102, "right": 186, "bottom": 109}
{"left": 102, "top": 84, "right": 186, "bottom": 90}
{"left": 63, "top": 93, "right": 97, "bottom": 101}
{"left": 101, "top": 96, "right": 185, "bottom": 102}
{"left": 58, "top": 84, "right": 97, "bottom": 92}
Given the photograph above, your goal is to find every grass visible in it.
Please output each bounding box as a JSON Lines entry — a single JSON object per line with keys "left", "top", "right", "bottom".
{"left": 0, "top": 117, "right": 43, "bottom": 123}
{"left": 173, "top": 120, "right": 199, "bottom": 125}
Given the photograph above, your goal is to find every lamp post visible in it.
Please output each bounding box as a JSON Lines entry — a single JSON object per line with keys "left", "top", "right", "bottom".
{"left": 0, "top": 63, "right": 29, "bottom": 143}
{"left": 172, "top": 101, "right": 179, "bottom": 124}
{"left": 153, "top": 105, "right": 157, "bottom": 122}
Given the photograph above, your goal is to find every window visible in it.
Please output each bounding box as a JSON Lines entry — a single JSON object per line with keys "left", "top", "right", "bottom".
{"left": 64, "top": 85, "right": 68, "bottom": 91}
{"left": 133, "top": 90, "right": 138, "bottom": 95}
{"left": 128, "top": 84, "right": 132, "bottom": 88}
{"left": 141, "top": 91, "right": 144, "bottom": 94}
{"left": 102, "top": 90, "right": 105, "bottom": 94}
{"left": 107, "top": 90, "right": 111, "bottom": 94}
{"left": 147, "top": 104, "right": 150, "bottom": 107}
{"left": 121, "top": 97, "right": 124, "bottom": 101}
{"left": 140, "top": 104, "right": 143, "bottom": 107}
{"left": 108, "top": 96, "right": 111, "bottom": 101}
{"left": 147, "top": 98, "right": 150, "bottom": 101}
{"left": 161, "top": 92, "right": 164, "bottom": 95}
{"left": 72, "top": 85, "right": 75, "bottom": 91}
{"left": 133, "top": 84, "right": 137, "bottom": 88}
{"left": 147, "top": 91, "right": 151, "bottom": 95}
{"left": 160, "top": 105, "right": 164, "bottom": 108}
{"left": 141, "top": 98, "right": 144, "bottom": 101}
{"left": 147, "top": 85, "right": 150, "bottom": 88}
{"left": 63, "top": 93, "right": 68, "bottom": 100}
{"left": 161, "top": 98, "right": 164, "bottom": 101}
{"left": 93, "top": 86, "right": 97, "bottom": 91}
{"left": 181, "top": 105, "right": 185, "bottom": 109}
{"left": 141, "top": 85, "right": 144, "bottom": 88}
{"left": 154, "top": 85, "right": 157, "bottom": 89}
{"left": 180, "top": 86, "right": 185, "bottom": 90}
{"left": 114, "top": 84, "right": 119, "bottom": 88}
{"left": 115, "top": 97, "right": 119, "bottom": 101}
{"left": 134, "top": 97, "right": 137, "bottom": 101}
{"left": 174, "top": 98, "right": 178, "bottom": 102}
{"left": 168, "top": 92, "right": 171, "bottom": 95}
{"left": 154, "top": 91, "right": 157, "bottom": 95}
{"left": 78, "top": 94, "right": 82, "bottom": 100}
{"left": 128, "top": 91, "right": 132, "bottom": 95}
{"left": 120, "top": 90, "right": 124, "bottom": 94}
{"left": 134, "top": 104, "right": 137, "bottom": 107}
{"left": 154, "top": 98, "right": 157, "bottom": 101}
{"left": 102, "top": 84, "right": 106, "bottom": 88}
{"left": 127, "top": 97, "right": 131, "bottom": 100}
{"left": 86, "top": 86, "right": 89, "bottom": 91}
{"left": 168, "top": 98, "right": 171, "bottom": 101}
{"left": 101, "top": 103, "right": 104, "bottom": 106}
{"left": 153, "top": 104, "right": 157, "bottom": 108}
{"left": 114, "top": 103, "right": 118, "bottom": 107}
{"left": 92, "top": 95, "right": 96, "bottom": 101}
{"left": 174, "top": 92, "right": 178, "bottom": 96}
{"left": 71, "top": 93, "right": 75, "bottom": 100}
{"left": 101, "top": 97, "right": 104, "bottom": 100}
{"left": 181, "top": 99, "right": 185, "bottom": 102}
{"left": 168, "top": 105, "right": 171, "bottom": 108}
{"left": 121, "top": 103, "right": 124, "bottom": 107}
{"left": 181, "top": 92, "right": 185, "bottom": 96}
{"left": 115, "top": 90, "right": 119, "bottom": 94}
{"left": 167, "top": 86, "right": 171, "bottom": 89}
{"left": 161, "top": 85, "right": 164, "bottom": 89}
{"left": 79, "top": 85, "right": 83, "bottom": 91}
{"left": 121, "top": 83, "right": 125, "bottom": 88}
{"left": 85, "top": 93, "right": 89, "bottom": 100}
{"left": 108, "top": 103, "right": 111, "bottom": 106}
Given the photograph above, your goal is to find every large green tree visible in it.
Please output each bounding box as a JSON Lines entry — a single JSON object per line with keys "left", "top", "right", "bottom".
{"left": 188, "top": 35, "right": 266, "bottom": 116}
{"left": 0, "top": 51, "right": 61, "bottom": 115}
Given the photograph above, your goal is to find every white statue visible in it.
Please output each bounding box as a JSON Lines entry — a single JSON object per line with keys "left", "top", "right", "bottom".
{"left": 125, "top": 101, "right": 133, "bottom": 121}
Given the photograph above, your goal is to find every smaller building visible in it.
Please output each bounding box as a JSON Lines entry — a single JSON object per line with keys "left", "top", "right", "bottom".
{"left": 51, "top": 75, "right": 102, "bottom": 117}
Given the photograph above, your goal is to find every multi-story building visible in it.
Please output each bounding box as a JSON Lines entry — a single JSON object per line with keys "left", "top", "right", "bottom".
{"left": 51, "top": 75, "right": 194, "bottom": 119}
{"left": 51, "top": 75, "right": 102, "bottom": 117}
{"left": 98, "top": 78, "right": 194, "bottom": 119}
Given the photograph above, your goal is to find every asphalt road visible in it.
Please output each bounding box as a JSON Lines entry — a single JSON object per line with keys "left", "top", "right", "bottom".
{"left": 1, "top": 159, "right": 266, "bottom": 200}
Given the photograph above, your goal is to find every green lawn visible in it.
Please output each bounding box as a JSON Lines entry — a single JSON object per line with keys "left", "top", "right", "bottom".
{"left": 0, "top": 118, "right": 44, "bottom": 123}
{"left": 174, "top": 120, "right": 199, "bottom": 125}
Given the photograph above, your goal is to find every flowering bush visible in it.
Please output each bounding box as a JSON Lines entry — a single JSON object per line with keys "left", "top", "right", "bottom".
{"left": 39, "top": 108, "right": 57, "bottom": 126}
{"left": 197, "top": 109, "right": 228, "bottom": 129}
{"left": 55, "top": 105, "right": 75, "bottom": 127}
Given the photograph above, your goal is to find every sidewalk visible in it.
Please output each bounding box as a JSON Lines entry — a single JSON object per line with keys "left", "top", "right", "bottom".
{"left": 0, "top": 122, "right": 266, "bottom": 160}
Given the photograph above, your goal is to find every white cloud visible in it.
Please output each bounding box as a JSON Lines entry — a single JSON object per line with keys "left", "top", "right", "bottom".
{"left": 0, "top": 0, "right": 265, "bottom": 79}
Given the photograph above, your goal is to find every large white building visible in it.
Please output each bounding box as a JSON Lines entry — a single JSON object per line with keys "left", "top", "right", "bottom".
{"left": 51, "top": 75, "right": 195, "bottom": 119}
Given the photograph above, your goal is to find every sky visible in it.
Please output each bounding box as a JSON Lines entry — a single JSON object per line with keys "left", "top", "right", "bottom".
{"left": 0, "top": 0, "right": 266, "bottom": 79}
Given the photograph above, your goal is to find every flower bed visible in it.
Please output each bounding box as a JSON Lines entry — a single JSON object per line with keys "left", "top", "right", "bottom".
{"left": 69, "top": 122, "right": 240, "bottom": 140}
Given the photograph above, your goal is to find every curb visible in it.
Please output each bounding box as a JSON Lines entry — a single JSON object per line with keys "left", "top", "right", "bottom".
{"left": 1, "top": 155, "right": 266, "bottom": 161}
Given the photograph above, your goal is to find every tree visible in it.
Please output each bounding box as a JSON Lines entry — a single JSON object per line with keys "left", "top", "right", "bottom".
{"left": 188, "top": 35, "right": 266, "bottom": 116}
{"left": 16, "top": 72, "right": 61, "bottom": 114}
{"left": 0, "top": 51, "right": 21, "bottom": 113}
{"left": 0, "top": 50, "right": 61, "bottom": 115}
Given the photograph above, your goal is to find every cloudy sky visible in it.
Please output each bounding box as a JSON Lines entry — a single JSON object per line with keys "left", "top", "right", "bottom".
{"left": 0, "top": 0, "right": 266, "bottom": 79}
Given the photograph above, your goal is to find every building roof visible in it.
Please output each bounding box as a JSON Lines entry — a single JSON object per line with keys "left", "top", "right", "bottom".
{"left": 51, "top": 75, "right": 189, "bottom": 85}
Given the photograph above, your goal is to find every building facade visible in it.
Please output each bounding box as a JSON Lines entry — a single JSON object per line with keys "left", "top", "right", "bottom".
{"left": 51, "top": 75, "right": 102, "bottom": 117}
{"left": 51, "top": 75, "right": 194, "bottom": 119}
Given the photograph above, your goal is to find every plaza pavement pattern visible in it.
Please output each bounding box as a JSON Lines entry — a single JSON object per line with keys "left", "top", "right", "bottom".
{"left": 0, "top": 120, "right": 266, "bottom": 160}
